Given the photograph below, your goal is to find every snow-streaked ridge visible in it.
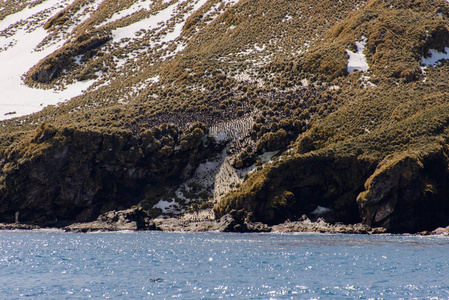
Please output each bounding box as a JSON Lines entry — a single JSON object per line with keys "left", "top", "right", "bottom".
{"left": 0, "top": 0, "right": 95, "bottom": 121}
{"left": 0, "top": 0, "right": 214, "bottom": 121}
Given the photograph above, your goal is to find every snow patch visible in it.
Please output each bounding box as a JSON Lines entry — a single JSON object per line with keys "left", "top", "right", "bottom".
{"left": 111, "top": 2, "right": 178, "bottom": 42}
{"left": 211, "top": 132, "right": 228, "bottom": 142}
{"left": 360, "top": 75, "right": 376, "bottom": 88}
{"left": 154, "top": 198, "right": 179, "bottom": 213}
{"left": 346, "top": 37, "right": 368, "bottom": 73}
{"left": 223, "top": 0, "right": 239, "bottom": 5}
{"left": 72, "top": 0, "right": 105, "bottom": 29}
{"left": 73, "top": 54, "right": 84, "bottom": 65}
{"left": 148, "top": 75, "right": 160, "bottom": 83}
{"left": 258, "top": 151, "right": 278, "bottom": 164}
{"left": 421, "top": 47, "right": 449, "bottom": 66}
{"left": 112, "top": 0, "right": 209, "bottom": 43}
{"left": 283, "top": 14, "right": 293, "bottom": 23}
{"left": 311, "top": 206, "right": 331, "bottom": 215}
{"left": 254, "top": 44, "right": 266, "bottom": 52}
{"left": 0, "top": 0, "right": 74, "bottom": 33}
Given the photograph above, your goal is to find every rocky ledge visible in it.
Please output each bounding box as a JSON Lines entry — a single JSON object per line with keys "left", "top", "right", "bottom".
{"left": 153, "top": 215, "right": 387, "bottom": 234}
{"left": 0, "top": 207, "right": 389, "bottom": 234}
{"left": 0, "top": 223, "right": 40, "bottom": 230}
{"left": 419, "top": 226, "right": 449, "bottom": 236}
{"left": 64, "top": 207, "right": 161, "bottom": 233}
{"left": 271, "top": 216, "right": 387, "bottom": 234}
{"left": 6, "top": 207, "right": 449, "bottom": 235}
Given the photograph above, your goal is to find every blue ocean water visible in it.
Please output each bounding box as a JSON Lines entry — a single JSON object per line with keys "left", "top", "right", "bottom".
{"left": 0, "top": 231, "right": 448, "bottom": 299}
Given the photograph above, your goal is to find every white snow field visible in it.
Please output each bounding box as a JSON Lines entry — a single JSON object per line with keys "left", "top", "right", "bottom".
{"left": 0, "top": 0, "right": 219, "bottom": 121}
{"left": 0, "top": 0, "right": 95, "bottom": 121}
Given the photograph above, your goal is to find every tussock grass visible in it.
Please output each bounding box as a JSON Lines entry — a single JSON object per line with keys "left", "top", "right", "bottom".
{"left": 4, "top": 0, "right": 449, "bottom": 228}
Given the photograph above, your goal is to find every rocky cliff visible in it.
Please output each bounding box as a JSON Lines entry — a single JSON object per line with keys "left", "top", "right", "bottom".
{"left": 0, "top": 122, "right": 220, "bottom": 226}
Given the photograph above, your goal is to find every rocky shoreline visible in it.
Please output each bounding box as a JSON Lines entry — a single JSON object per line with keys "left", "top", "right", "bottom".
{"left": 2, "top": 207, "right": 448, "bottom": 235}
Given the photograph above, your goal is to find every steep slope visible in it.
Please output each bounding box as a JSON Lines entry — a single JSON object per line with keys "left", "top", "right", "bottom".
{"left": 0, "top": 0, "right": 365, "bottom": 226}
{"left": 216, "top": 0, "right": 449, "bottom": 233}
{"left": 2, "top": 0, "right": 449, "bottom": 232}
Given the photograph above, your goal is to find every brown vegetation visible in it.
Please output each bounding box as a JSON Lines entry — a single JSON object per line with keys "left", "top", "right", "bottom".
{"left": 3, "top": 0, "right": 449, "bottom": 232}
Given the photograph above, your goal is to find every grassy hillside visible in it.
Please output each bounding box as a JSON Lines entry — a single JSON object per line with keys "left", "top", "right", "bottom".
{"left": 2, "top": 0, "right": 449, "bottom": 232}
{"left": 215, "top": 0, "right": 449, "bottom": 232}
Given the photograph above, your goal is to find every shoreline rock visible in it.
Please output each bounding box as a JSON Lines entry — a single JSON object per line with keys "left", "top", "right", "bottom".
{"left": 0, "top": 223, "right": 40, "bottom": 230}
{"left": 271, "top": 216, "right": 386, "bottom": 234}
{"left": 3, "top": 207, "right": 448, "bottom": 235}
{"left": 418, "top": 226, "right": 449, "bottom": 236}
{"left": 64, "top": 207, "right": 161, "bottom": 233}
{"left": 0, "top": 208, "right": 388, "bottom": 234}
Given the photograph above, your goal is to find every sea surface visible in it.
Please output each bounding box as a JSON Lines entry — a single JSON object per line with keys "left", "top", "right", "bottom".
{"left": 0, "top": 231, "right": 448, "bottom": 299}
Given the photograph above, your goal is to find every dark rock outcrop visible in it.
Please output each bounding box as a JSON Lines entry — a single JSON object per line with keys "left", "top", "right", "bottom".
{"left": 0, "top": 123, "right": 221, "bottom": 227}
{"left": 0, "top": 223, "right": 40, "bottom": 230}
{"left": 218, "top": 209, "right": 271, "bottom": 233}
{"left": 64, "top": 207, "right": 160, "bottom": 232}
{"left": 215, "top": 152, "right": 371, "bottom": 226}
{"left": 357, "top": 148, "right": 449, "bottom": 233}
{"left": 271, "top": 215, "right": 386, "bottom": 234}
{"left": 215, "top": 145, "right": 449, "bottom": 233}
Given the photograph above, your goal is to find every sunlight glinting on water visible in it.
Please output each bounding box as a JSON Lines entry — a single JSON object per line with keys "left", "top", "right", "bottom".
{"left": 0, "top": 232, "right": 448, "bottom": 299}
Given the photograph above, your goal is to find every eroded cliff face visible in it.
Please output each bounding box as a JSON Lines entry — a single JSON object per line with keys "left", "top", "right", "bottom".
{"left": 214, "top": 152, "right": 373, "bottom": 225}
{"left": 357, "top": 147, "right": 449, "bottom": 233}
{"left": 0, "top": 123, "right": 220, "bottom": 226}
{"left": 216, "top": 142, "right": 449, "bottom": 233}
